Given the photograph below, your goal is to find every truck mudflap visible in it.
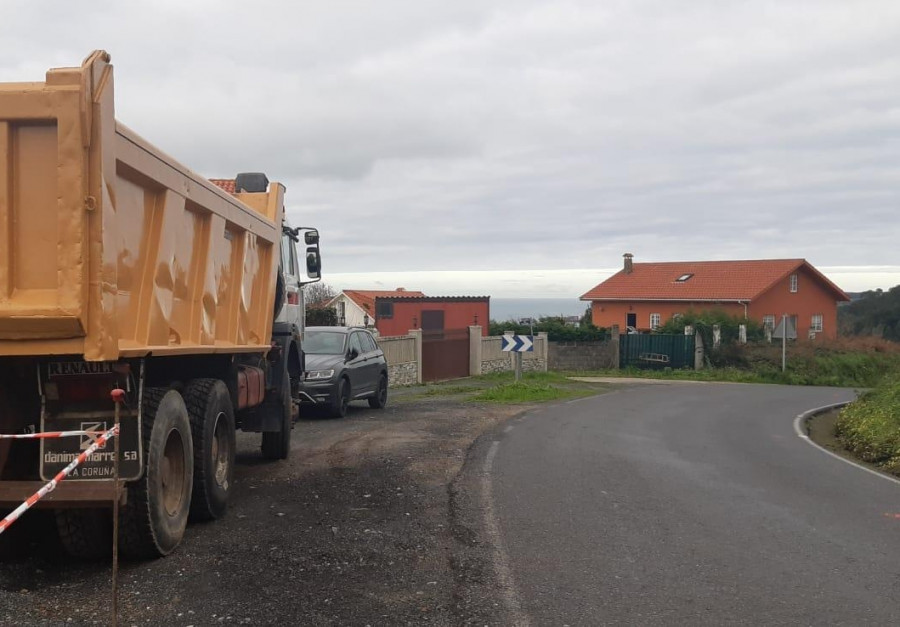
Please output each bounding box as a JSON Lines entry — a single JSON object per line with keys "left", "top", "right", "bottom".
{"left": 38, "top": 359, "right": 143, "bottom": 482}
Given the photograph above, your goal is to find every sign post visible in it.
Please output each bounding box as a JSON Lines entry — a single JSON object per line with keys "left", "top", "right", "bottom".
{"left": 772, "top": 314, "right": 796, "bottom": 372}
{"left": 501, "top": 335, "right": 534, "bottom": 382}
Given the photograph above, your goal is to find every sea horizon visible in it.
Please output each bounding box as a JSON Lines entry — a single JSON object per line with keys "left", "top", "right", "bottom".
{"left": 489, "top": 297, "right": 587, "bottom": 322}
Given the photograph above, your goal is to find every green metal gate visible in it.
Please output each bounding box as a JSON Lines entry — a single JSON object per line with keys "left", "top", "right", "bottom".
{"left": 620, "top": 334, "right": 695, "bottom": 370}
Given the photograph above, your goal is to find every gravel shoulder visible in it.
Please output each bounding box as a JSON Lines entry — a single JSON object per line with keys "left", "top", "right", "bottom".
{"left": 0, "top": 393, "right": 538, "bottom": 626}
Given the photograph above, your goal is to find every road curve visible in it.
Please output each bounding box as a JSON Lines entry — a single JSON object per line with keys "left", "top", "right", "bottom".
{"left": 488, "top": 383, "right": 899, "bottom": 625}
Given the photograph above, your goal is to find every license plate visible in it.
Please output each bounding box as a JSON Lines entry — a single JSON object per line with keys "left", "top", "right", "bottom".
{"left": 40, "top": 411, "right": 142, "bottom": 481}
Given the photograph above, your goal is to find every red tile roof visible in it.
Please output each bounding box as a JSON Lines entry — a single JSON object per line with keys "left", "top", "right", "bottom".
{"left": 580, "top": 259, "right": 849, "bottom": 302}
{"left": 209, "top": 178, "right": 236, "bottom": 194}
{"left": 339, "top": 289, "right": 427, "bottom": 313}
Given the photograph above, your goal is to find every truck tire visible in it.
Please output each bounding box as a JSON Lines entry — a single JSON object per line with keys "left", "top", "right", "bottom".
{"left": 184, "top": 379, "right": 235, "bottom": 522}
{"left": 55, "top": 508, "right": 112, "bottom": 560}
{"left": 260, "top": 377, "right": 292, "bottom": 460}
{"left": 119, "top": 388, "right": 193, "bottom": 559}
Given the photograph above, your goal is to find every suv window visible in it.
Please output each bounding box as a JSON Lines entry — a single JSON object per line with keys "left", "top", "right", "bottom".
{"left": 359, "top": 332, "right": 377, "bottom": 353}
{"left": 349, "top": 332, "right": 364, "bottom": 356}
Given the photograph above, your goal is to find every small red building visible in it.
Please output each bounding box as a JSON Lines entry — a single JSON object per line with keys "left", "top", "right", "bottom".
{"left": 374, "top": 296, "right": 490, "bottom": 337}
{"left": 581, "top": 254, "right": 849, "bottom": 339}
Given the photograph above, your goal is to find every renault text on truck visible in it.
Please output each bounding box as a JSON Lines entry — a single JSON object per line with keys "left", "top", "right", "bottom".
{"left": 0, "top": 51, "right": 321, "bottom": 558}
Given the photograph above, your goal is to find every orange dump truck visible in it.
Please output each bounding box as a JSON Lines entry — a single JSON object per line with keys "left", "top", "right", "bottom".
{"left": 0, "top": 51, "right": 321, "bottom": 558}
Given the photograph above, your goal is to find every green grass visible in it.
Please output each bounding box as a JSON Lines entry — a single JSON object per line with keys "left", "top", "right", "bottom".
{"left": 392, "top": 371, "right": 608, "bottom": 405}
{"left": 835, "top": 378, "right": 900, "bottom": 476}
{"left": 471, "top": 381, "right": 595, "bottom": 403}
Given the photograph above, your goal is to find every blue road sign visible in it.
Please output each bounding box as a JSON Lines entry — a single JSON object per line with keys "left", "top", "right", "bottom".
{"left": 501, "top": 335, "right": 534, "bottom": 352}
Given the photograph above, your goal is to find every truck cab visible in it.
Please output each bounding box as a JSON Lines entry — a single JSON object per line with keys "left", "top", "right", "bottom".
{"left": 277, "top": 220, "right": 322, "bottom": 333}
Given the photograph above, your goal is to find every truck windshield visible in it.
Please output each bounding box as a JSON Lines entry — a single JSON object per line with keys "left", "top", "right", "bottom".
{"left": 304, "top": 331, "right": 347, "bottom": 355}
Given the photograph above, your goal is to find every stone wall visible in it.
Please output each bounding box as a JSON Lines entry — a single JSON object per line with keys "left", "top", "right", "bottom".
{"left": 481, "top": 357, "right": 547, "bottom": 374}
{"left": 379, "top": 332, "right": 421, "bottom": 386}
{"left": 388, "top": 361, "right": 418, "bottom": 387}
{"left": 548, "top": 340, "right": 618, "bottom": 371}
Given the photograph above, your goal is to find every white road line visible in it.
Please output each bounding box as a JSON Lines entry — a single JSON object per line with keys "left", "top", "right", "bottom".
{"left": 481, "top": 440, "right": 530, "bottom": 626}
{"left": 793, "top": 404, "right": 900, "bottom": 487}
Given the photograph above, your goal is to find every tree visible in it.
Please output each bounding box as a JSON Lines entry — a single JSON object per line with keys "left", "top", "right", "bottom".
{"left": 306, "top": 306, "right": 338, "bottom": 326}
{"left": 303, "top": 282, "right": 337, "bottom": 307}
{"left": 304, "top": 282, "right": 339, "bottom": 326}
{"left": 838, "top": 284, "right": 900, "bottom": 341}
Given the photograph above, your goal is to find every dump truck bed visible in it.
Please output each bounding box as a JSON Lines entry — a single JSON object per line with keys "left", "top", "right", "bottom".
{"left": 0, "top": 51, "right": 283, "bottom": 361}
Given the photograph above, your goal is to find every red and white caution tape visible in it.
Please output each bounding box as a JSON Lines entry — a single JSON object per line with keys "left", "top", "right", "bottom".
{"left": 0, "top": 424, "right": 119, "bottom": 535}
{"left": 0, "top": 430, "right": 105, "bottom": 440}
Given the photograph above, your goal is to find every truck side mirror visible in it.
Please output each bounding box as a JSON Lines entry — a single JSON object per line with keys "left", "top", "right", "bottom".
{"left": 306, "top": 248, "right": 321, "bottom": 279}
{"left": 304, "top": 230, "right": 319, "bottom": 245}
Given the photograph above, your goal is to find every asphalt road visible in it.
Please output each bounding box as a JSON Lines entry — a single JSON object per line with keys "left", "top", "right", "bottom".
{"left": 488, "top": 382, "right": 900, "bottom": 625}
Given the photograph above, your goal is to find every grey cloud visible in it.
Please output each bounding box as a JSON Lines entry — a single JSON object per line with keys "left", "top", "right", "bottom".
{"left": 2, "top": 0, "right": 899, "bottom": 289}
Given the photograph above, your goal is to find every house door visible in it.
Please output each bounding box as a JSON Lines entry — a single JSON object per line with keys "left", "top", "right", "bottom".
{"left": 626, "top": 313, "right": 637, "bottom": 330}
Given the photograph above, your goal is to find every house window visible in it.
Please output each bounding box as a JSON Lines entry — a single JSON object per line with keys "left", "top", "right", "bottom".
{"left": 762, "top": 315, "right": 775, "bottom": 330}
{"left": 672, "top": 313, "right": 682, "bottom": 322}
{"left": 375, "top": 301, "right": 393, "bottom": 319}
{"left": 650, "top": 313, "right": 661, "bottom": 330}
{"left": 789, "top": 274, "right": 798, "bottom": 293}
{"left": 675, "top": 273, "right": 693, "bottom": 282}
{"left": 811, "top": 314, "right": 823, "bottom": 332}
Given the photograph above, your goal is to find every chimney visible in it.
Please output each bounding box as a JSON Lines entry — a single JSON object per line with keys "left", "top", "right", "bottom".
{"left": 623, "top": 253, "right": 634, "bottom": 274}
{"left": 396, "top": 287, "right": 406, "bottom": 292}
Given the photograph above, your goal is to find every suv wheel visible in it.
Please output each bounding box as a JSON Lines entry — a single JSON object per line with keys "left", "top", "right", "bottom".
{"left": 331, "top": 378, "right": 350, "bottom": 418}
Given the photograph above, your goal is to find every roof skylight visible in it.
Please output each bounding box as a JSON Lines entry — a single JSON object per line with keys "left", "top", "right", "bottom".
{"left": 675, "top": 273, "right": 693, "bottom": 282}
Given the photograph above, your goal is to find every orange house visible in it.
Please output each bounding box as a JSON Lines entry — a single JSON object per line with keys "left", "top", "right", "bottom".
{"left": 580, "top": 254, "right": 850, "bottom": 339}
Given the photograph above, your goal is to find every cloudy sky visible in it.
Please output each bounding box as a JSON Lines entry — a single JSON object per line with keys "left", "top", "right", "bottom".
{"left": 2, "top": 1, "right": 899, "bottom": 297}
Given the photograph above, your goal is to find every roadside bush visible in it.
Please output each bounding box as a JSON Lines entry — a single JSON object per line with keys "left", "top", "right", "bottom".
{"left": 657, "top": 308, "right": 765, "bottom": 350}
{"left": 739, "top": 337, "right": 900, "bottom": 387}
{"left": 595, "top": 336, "right": 900, "bottom": 388}
{"left": 489, "top": 317, "right": 608, "bottom": 342}
{"left": 835, "top": 377, "right": 900, "bottom": 475}
{"left": 306, "top": 306, "right": 338, "bottom": 326}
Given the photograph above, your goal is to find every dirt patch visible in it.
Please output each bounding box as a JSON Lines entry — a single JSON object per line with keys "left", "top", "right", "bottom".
{"left": 0, "top": 397, "right": 529, "bottom": 625}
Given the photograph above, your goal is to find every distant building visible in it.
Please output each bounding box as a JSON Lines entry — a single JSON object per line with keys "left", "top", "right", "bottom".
{"left": 328, "top": 289, "right": 425, "bottom": 328}
{"left": 329, "top": 289, "right": 490, "bottom": 337}
{"left": 580, "top": 254, "right": 850, "bottom": 339}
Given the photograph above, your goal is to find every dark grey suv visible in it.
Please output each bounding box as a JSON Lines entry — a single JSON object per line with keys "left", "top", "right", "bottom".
{"left": 300, "top": 327, "right": 388, "bottom": 417}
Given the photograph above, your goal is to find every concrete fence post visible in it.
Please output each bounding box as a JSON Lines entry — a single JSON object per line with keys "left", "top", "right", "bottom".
{"left": 468, "top": 326, "right": 482, "bottom": 376}
{"left": 694, "top": 330, "right": 704, "bottom": 370}
{"left": 409, "top": 328, "right": 423, "bottom": 384}
{"left": 537, "top": 332, "right": 548, "bottom": 371}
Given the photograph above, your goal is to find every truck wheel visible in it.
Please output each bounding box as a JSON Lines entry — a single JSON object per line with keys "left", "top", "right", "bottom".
{"left": 55, "top": 508, "right": 112, "bottom": 560}
{"left": 368, "top": 374, "right": 388, "bottom": 409}
{"left": 330, "top": 377, "right": 350, "bottom": 418}
{"left": 184, "top": 379, "right": 235, "bottom": 522}
{"left": 119, "top": 388, "right": 193, "bottom": 559}
{"left": 261, "top": 378, "right": 292, "bottom": 460}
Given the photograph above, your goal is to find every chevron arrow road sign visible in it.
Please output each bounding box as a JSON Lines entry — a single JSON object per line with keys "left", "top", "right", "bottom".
{"left": 501, "top": 335, "right": 534, "bottom": 352}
